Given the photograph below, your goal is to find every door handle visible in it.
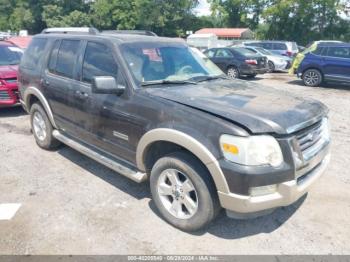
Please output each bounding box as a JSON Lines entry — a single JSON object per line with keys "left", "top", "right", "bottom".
{"left": 75, "top": 90, "right": 89, "bottom": 100}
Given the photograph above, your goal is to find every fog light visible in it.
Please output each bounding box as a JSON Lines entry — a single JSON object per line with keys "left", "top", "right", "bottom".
{"left": 249, "top": 185, "right": 277, "bottom": 197}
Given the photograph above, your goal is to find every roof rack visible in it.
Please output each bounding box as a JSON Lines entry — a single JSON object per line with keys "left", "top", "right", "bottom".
{"left": 101, "top": 30, "right": 157, "bottom": 37}
{"left": 41, "top": 27, "right": 99, "bottom": 35}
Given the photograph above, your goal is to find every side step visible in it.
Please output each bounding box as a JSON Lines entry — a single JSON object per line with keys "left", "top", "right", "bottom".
{"left": 52, "top": 130, "right": 147, "bottom": 183}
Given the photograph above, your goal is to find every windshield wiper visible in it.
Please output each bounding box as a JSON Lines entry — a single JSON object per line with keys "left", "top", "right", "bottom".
{"left": 141, "top": 79, "right": 197, "bottom": 87}
{"left": 190, "top": 75, "right": 229, "bottom": 83}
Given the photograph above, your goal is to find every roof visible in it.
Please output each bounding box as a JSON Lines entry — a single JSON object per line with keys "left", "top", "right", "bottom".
{"left": 317, "top": 42, "right": 350, "bottom": 47}
{"left": 195, "top": 28, "right": 251, "bottom": 38}
{"left": 6, "top": 36, "right": 32, "bottom": 49}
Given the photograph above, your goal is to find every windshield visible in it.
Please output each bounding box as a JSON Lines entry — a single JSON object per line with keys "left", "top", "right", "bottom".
{"left": 0, "top": 45, "right": 23, "bottom": 66}
{"left": 255, "top": 47, "right": 272, "bottom": 55}
{"left": 121, "top": 43, "right": 223, "bottom": 85}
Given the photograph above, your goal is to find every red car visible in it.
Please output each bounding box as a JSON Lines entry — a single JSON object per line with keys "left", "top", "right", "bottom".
{"left": 0, "top": 41, "right": 23, "bottom": 107}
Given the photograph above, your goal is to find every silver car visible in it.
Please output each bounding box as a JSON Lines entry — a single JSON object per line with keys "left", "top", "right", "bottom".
{"left": 244, "top": 46, "right": 291, "bottom": 72}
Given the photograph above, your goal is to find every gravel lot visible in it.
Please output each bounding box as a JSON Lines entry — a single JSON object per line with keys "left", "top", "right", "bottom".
{"left": 0, "top": 73, "right": 349, "bottom": 255}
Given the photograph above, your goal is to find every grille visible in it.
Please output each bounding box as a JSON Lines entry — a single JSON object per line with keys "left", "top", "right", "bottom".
{"left": 296, "top": 119, "right": 328, "bottom": 161}
{"left": 0, "top": 90, "right": 11, "bottom": 101}
{"left": 5, "top": 78, "right": 17, "bottom": 83}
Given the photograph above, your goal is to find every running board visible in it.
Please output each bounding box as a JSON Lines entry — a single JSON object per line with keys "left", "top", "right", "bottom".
{"left": 52, "top": 130, "right": 147, "bottom": 183}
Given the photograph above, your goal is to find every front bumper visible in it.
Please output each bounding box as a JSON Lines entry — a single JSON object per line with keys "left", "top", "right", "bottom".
{"left": 218, "top": 153, "right": 330, "bottom": 214}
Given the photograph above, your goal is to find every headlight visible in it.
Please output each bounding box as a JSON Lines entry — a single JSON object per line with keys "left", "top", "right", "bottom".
{"left": 220, "top": 135, "right": 283, "bottom": 167}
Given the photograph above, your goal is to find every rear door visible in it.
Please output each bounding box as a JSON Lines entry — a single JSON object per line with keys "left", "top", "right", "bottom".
{"left": 323, "top": 46, "right": 350, "bottom": 82}
{"left": 43, "top": 39, "right": 82, "bottom": 136}
{"left": 211, "top": 48, "right": 235, "bottom": 71}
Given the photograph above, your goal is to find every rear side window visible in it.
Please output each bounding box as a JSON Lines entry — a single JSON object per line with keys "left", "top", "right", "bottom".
{"left": 327, "top": 47, "right": 350, "bottom": 58}
{"left": 54, "top": 40, "right": 80, "bottom": 78}
{"left": 82, "top": 42, "right": 118, "bottom": 83}
{"left": 312, "top": 46, "right": 324, "bottom": 55}
{"left": 262, "top": 43, "right": 273, "bottom": 49}
{"left": 273, "top": 43, "right": 287, "bottom": 50}
{"left": 205, "top": 49, "right": 216, "bottom": 58}
{"left": 215, "top": 49, "right": 233, "bottom": 58}
{"left": 21, "top": 38, "right": 48, "bottom": 69}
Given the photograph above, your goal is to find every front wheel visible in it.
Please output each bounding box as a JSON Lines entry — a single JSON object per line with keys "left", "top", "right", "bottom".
{"left": 267, "top": 61, "right": 275, "bottom": 73}
{"left": 150, "top": 152, "right": 219, "bottom": 231}
{"left": 302, "top": 69, "right": 323, "bottom": 87}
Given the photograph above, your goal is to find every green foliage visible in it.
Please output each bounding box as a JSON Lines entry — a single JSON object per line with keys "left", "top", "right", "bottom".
{"left": 0, "top": 0, "right": 348, "bottom": 43}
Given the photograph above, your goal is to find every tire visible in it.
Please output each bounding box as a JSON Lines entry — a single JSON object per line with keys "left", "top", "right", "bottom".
{"left": 150, "top": 152, "right": 220, "bottom": 231}
{"left": 227, "top": 66, "right": 240, "bottom": 79}
{"left": 30, "top": 103, "right": 60, "bottom": 150}
{"left": 302, "top": 69, "right": 323, "bottom": 87}
{"left": 267, "top": 61, "right": 275, "bottom": 73}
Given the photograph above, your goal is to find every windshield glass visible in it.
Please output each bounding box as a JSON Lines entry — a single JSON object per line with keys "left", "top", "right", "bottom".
{"left": 255, "top": 47, "right": 272, "bottom": 55}
{"left": 121, "top": 43, "right": 223, "bottom": 85}
{"left": 0, "top": 45, "right": 23, "bottom": 66}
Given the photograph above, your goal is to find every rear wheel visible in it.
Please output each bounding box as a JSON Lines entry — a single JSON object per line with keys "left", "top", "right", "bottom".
{"left": 150, "top": 152, "right": 219, "bottom": 231}
{"left": 30, "top": 103, "right": 60, "bottom": 150}
{"left": 302, "top": 69, "right": 323, "bottom": 87}
{"left": 227, "top": 66, "right": 239, "bottom": 79}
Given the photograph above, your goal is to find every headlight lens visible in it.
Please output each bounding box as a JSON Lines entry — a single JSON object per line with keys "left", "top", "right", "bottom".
{"left": 220, "top": 134, "right": 283, "bottom": 167}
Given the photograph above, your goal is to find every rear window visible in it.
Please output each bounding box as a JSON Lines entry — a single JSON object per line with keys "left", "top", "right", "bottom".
{"left": 232, "top": 47, "right": 257, "bottom": 56}
{"left": 50, "top": 40, "right": 80, "bottom": 79}
{"left": 273, "top": 43, "right": 287, "bottom": 50}
{"left": 21, "top": 38, "right": 48, "bottom": 69}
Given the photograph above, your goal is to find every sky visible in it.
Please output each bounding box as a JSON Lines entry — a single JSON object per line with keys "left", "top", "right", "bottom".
{"left": 194, "top": 0, "right": 211, "bottom": 16}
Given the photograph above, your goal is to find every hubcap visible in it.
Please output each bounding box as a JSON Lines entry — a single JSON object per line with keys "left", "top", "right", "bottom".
{"left": 33, "top": 111, "right": 47, "bottom": 141}
{"left": 304, "top": 71, "right": 320, "bottom": 86}
{"left": 227, "top": 68, "right": 238, "bottom": 79}
{"left": 157, "top": 169, "right": 198, "bottom": 219}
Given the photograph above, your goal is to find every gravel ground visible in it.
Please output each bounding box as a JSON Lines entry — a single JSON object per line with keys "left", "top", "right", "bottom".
{"left": 0, "top": 73, "right": 349, "bottom": 255}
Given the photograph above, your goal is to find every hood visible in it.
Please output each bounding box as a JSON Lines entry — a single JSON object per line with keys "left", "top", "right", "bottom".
{"left": 144, "top": 79, "right": 327, "bottom": 135}
{"left": 0, "top": 65, "right": 18, "bottom": 79}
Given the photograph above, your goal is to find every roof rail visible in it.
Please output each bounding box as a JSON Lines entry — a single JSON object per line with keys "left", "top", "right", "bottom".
{"left": 41, "top": 27, "right": 99, "bottom": 35}
{"left": 101, "top": 30, "right": 157, "bottom": 37}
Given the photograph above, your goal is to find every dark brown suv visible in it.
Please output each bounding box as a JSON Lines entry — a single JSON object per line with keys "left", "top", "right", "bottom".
{"left": 19, "top": 27, "right": 331, "bottom": 231}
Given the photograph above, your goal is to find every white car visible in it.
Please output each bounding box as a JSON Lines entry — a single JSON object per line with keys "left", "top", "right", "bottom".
{"left": 244, "top": 46, "right": 291, "bottom": 72}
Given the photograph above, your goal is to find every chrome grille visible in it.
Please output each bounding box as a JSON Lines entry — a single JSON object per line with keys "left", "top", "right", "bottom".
{"left": 0, "top": 90, "right": 11, "bottom": 100}
{"left": 296, "top": 118, "right": 329, "bottom": 161}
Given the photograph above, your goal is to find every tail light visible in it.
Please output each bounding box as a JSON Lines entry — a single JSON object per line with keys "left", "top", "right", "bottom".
{"left": 286, "top": 51, "right": 293, "bottom": 57}
{"left": 245, "top": 59, "right": 258, "bottom": 65}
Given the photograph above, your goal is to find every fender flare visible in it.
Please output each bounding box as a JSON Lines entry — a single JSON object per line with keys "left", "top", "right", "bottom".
{"left": 23, "top": 86, "right": 57, "bottom": 129}
{"left": 136, "top": 128, "right": 230, "bottom": 193}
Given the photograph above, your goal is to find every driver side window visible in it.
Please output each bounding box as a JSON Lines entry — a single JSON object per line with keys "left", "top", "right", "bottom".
{"left": 82, "top": 42, "right": 118, "bottom": 84}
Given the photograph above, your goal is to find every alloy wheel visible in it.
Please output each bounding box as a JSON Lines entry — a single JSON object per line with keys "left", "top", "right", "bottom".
{"left": 157, "top": 168, "right": 198, "bottom": 219}
{"left": 32, "top": 111, "right": 47, "bottom": 141}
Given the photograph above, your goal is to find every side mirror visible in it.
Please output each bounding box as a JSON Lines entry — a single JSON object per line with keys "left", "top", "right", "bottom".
{"left": 92, "top": 76, "right": 125, "bottom": 95}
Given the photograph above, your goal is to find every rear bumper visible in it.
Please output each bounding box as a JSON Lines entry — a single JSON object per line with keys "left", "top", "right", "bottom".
{"left": 218, "top": 153, "right": 330, "bottom": 214}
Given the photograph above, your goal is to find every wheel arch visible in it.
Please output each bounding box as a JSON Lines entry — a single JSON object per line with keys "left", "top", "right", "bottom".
{"left": 136, "top": 128, "right": 230, "bottom": 193}
{"left": 23, "top": 87, "right": 57, "bottom": 129}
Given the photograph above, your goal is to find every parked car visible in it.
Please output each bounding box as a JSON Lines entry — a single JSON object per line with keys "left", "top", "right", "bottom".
{"left": 203, "top": 47, "right": 268, "bottom": 78}
{"left": 19, "top": 28, "right": 331, "bottom": 231}
{"left": 243, "top": 46, "right": 292, "bottom": 72}
{"left": 297, "top": 42, "right": 350, "bottom": 87}
{"left": 0, "top": 41, "right": 23, "bottom": 107}
{"left": 243, "top": 41, "right": 299, "bottom": 57}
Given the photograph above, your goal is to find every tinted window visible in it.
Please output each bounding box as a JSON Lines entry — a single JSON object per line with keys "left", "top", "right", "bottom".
{"left": 273, "top": 43, "right": 287, "bottom": 50}
{"left": 327, "top": 47, "right": 350, "bottom": 58}
{"left": 232, "top": 47, "right": 256, "bottom": 56}
{"left": 312, "top": 46, "right": 324, "bottom": 55}
{"left": 48, "top": 40, "right": 60, "bottom": 72}
{"left": 55, "top": 40, "right": 80, "bottom": 78}
{"left": 245, "top": 42, "right": 263, "bottom": 47}
{"left": 82, "top": 42, "right": 118, "bottom": 83}
{"left": 215, "top": 49, "right": 233, "bottom": 58}
{"left": 261, "top": 43, "right": 273, "bottom": 49}
{"left": 205, "top": 49, "right": 216, "bottom": 58}
{"left": 21, "top": 38, "right": 48, "bottom": 69}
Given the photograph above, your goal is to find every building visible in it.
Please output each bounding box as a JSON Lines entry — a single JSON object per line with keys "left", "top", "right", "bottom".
{"left": 195, "top": 28, "right": 254, "bottom": 41}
